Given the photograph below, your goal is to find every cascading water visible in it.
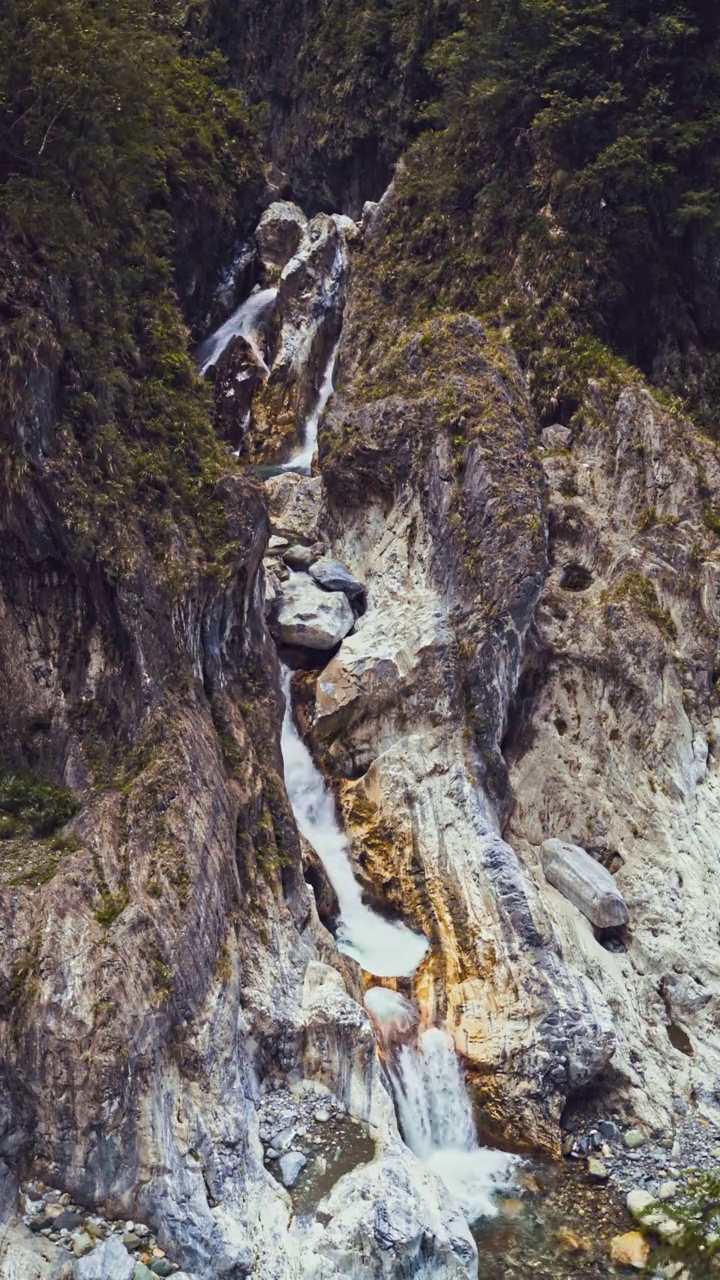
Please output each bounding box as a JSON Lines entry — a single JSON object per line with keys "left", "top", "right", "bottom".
{"left": 196, "top": 287, "right": 277, "bottom": 376}
{"left": 366, "top": 988, "right": 519, "bottom": 1223}
{"left": 390, "top": 1028, "right": 477, "bottom": 1159}
{"left": 281, "top": 343, "right": 338, "bottom": 474}
{"left": 280, "top": 667, "right": 429, "bottom": 978}
{"left": 245, "top": 202, "right": 519, "bottom": 1233}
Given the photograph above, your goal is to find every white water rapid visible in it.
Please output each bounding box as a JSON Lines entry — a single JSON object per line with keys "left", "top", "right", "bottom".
{"left": 196, "top": 287, "right": 277, "bottom": 376}
{"left": 365, "top": 988, "right": 519, "bottom": 1223}
{"left": 282, "top": 343, "right": 339, "bottom": 474}
{"left": 280, "top": 668, "right": 429, "bottom": 978}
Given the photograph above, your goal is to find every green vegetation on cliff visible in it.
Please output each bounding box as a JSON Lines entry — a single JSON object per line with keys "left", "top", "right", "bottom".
{"left": 204, "top": 0, "right": 457, "bottom": 209}
{"left": 0, "top": 0, "right": 263, "bottom": 577}
{"left": 318, "top": 0, "right": 720, "bottom": 433}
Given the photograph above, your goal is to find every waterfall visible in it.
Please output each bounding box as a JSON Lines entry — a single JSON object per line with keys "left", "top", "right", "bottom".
{"left": 196, "top": 287, "right": 277, "bottom": 376}
{"left": 280, "top": 668, "right": 428, "bottom": 979}
{"left": 366, "top": 989, "right": 519, "bottom": 1223}
{"left": 282, "top": 342, "right": 338, "bottom": 474}
{"left": 390, "top": 1029, "right": 477, "bottom": 1159}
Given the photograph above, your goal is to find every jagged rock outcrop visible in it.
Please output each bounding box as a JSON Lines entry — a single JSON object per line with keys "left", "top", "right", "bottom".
{"left": 255, "top": 202, "right": 309, "bottom": 283}
{"left": 304, "top": 186, "right": 720, "bottom": 1146}
{"left": 265, "top": 473, "right": 323, "bottom": 543}
{"left": 505, "top": 382, "right": 720, "bottom": 1130}
{"left": 230, "top": 208, "right": 357, "bottom": 462}
{"left": 304, "top": 233, "right": 618, "bottom": 1151}
{"left": 0, "top": 199, "right": 482, "bottom": 1279}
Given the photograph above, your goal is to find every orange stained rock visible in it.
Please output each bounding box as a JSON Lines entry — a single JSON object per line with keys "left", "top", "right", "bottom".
{"left": 610, "top": 1232, "right": 650, "bottom": 1270}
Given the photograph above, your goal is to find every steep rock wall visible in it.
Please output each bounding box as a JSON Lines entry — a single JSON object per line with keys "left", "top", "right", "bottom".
{"left": 305, "top": 199, "right": 615, "bottom": 1153}
{"left": 305, "top": 189, "right": 720, "bottom": 1150}
{"left": 506, "top": 382, "right": 720, "bottom": 1130}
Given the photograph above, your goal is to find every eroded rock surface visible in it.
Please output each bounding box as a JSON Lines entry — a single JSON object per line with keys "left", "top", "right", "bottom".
{"left": 255, "top": 202, "right": 309, "bottom": 282}
{"left": 232, "top": 209, "right": 358, "bottom": 463}
{"left": 506, "top": 383, "right": 720, "bottom": 1130}
{"left": 306, "top": 179, "right": 720, "bottom": 1152}
{"left": 312, "top": 281, "right": 617, "bottom": 1150}
{"left": 265, "top": 472, "right": 323, "bottom": 543}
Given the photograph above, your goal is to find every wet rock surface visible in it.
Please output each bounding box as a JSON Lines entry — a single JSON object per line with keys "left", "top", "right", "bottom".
{"left": 240, "top": 208, "right": 357, "bottom": 463}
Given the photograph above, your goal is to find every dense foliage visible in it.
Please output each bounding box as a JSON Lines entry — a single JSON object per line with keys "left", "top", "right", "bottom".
{"left": 0, "top": 0, "right": 263, "bottom": 575}
{"left": 204, "top": 0, "right": 457, "bottom": 210}
{"left": 362, "top": 0, "right": 720, "bottom": 430}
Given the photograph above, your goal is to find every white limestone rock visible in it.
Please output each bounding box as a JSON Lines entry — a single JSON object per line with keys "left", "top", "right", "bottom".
{"left": 626, "top": 1190, "right": 682, "bottom": 1243}
{"left": 269, "top": 576, "right": 354, "bottom": 650}
{"left": 278, "top": 1151, "right": 306, "bottom": 1188}
{"left": 540, "top": 839, "right": 630, "bottom": 928}
{"left": 0, "top": 1234, "right": 56, "bottom": 1280}
{"left": 72, "top": 1236, "right": 134, "bottom": 1279}
{"left": 265, "top": 472, "right": 323, "bottom": 543}
{"left": 302, "top": 1148, "right": 478, "bottom": 1280}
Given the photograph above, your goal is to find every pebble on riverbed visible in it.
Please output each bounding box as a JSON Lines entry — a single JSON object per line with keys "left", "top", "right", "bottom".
{"left": 610, "top": 1231, "right": 650, "bottom": 1269}
{"left": 257, "top": 1081, "right": 376, "bottom": 1211}
{"left": 18, "top": 1180, "right": 180, "bottom": 1275}
{"left": 561, "top": 1109, "right": 720, "bottom": 1201}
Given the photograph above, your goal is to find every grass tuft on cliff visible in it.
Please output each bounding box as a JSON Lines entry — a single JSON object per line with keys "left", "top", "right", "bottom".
{"left": 0, "top": 771, "right": 80, "bottom": 839}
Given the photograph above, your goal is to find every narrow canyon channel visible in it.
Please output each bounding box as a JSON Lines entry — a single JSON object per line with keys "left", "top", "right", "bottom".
{"left": 3, "top": 19, "right": 720, "bottom": 1273}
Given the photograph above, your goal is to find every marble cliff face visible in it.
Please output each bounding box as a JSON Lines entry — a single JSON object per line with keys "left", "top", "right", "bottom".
{"left": 2, "top": 72, "right": 720, "bottom": 1280}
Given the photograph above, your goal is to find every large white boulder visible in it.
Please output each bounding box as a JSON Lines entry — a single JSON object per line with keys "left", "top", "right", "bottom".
{"left": 303, "top": 1147, "right": 478, "bottom": 1280}
{"left": 541, "top": 839, "right": 629, "bottom": 928}
{"left": 269, "top": 576, "right": 354, "bottom": 650}
{"left": 255, "top": 201, "right": 309, "bottom": 282}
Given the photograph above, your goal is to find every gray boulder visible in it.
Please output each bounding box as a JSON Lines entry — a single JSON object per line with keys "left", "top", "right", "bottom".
{"left": 264, "top": 472, "right": 322, "bottom": 544}
{"left": 283, "top": 543, "right": 324, "bottom": 570}
{"left": 540, "top": 425, "right": 572, "bottom": 449}
{"left": 72, "top": 1237, "right": 134, "bottom": 1280}
{"left": 541, "top": 839, "right": 629, "bottom": 928}
{"left": 309, "top": 557, "right": 366, "bottom": 601}
{"left": 255, "top": 202, "right": 308, "bottom": 282}
{"left": 279, "top": 1151, "right": 307, "bottom": 1189}
{"left": 269, "top": 577, "right": 354, "bottom": 651}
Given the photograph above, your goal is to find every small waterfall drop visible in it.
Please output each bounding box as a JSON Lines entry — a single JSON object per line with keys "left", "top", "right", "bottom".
{"left": 280, "top": 668, "right": 428, "bottom": 979}
{"left": 390, "top": 1029, "right": 477, "bottom": 1159}
{"left": 282, "top": 343, "right": 338, "bottom": 474}
{"left": 366, "top": 990, "right": 519, "bottom": 1223}
{"left": 196, "top": 287, "right": 277, "bottom": 376}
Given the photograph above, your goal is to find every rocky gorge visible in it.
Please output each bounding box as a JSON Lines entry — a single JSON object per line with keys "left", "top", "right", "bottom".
{"left": 2, "top": 2, "right": 720, "bottom": 1278}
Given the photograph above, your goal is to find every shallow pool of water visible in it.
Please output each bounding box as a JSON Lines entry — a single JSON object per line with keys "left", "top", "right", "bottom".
{"left": 476, "top": 1161, "right": 630, "bottom": 1279}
